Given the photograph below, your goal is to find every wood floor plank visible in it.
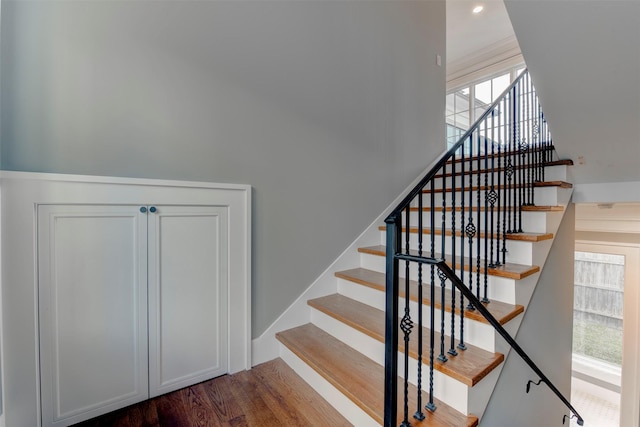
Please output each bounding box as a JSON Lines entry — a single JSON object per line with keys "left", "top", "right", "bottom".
{"left": 73, "top": 359, "right": 349, "bottom": 427}
{"left": 184, "top": 384, "right": 226, "bottom": 427}
{"left": 199, "top": 375, "right": 244, "bottom": 424}
{"left": 226, "top": 369, "right": 293, "bottom": 427}
{"left": 335, "top": 267, "right": 524, "bottom": 325}
{"left": 308, "top": 294, "right": 504, "bottom": 386}
{"left": 155, "top": 391, "right": 193, "bottom": 427}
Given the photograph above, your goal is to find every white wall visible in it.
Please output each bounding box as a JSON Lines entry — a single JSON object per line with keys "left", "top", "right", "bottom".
{"left": 0, "top": 0, "right": 446, "bottom": 338}
{"left": 481, "top": 204, "right": 575, "bottom": 426}
{"left": 504, "top": 1, "right": 640, "bottom": 190}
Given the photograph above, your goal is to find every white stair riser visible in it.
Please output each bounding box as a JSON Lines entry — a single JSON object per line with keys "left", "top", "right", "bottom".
{"left": 522, "top": 211, "right": 564, "bottom": 233}
{"left": 279, "top": 345, "right": 381, "bottom": 427}
{"left": 377, "top": 231, "right": 537, "bottom": 266}
{"left": 359, "top": 253, "right": 518, "bottom": 305}
{"left": 407, "top": 210, "right": 560, "bottom": 234}
{"left": 421, "top": 186, "right": 567, "bottom": 209}
{"left": 337, "top": 277, "right": 502, "bottom": 353}
{"left": 310, "top": 309, "right": 472, "bottom": 414}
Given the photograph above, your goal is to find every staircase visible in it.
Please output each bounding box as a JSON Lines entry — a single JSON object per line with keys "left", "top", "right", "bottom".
{"left": 272, "top": 70, "right": 582, "bottom": 426}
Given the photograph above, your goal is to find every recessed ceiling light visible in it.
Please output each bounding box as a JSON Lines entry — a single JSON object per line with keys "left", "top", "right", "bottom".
{"left": 472, "top": 5, "right": 484, "bottom": 14}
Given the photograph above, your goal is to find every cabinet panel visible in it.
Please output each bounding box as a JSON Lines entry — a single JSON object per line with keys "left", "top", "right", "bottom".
{"left": 148, "top": 206, "right": 228, "bottom": 397}
{"left": 38, "top": 205, "right": 148, "bottom": 426}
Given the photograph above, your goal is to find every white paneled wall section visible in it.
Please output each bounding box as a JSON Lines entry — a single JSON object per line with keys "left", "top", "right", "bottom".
{"left": 0, "top": 172, "right": 251, "bottom": 427}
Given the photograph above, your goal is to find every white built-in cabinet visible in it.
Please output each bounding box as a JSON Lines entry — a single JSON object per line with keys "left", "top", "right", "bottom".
{"left": 38, "top": 204, "right": 229, "bottom": 426}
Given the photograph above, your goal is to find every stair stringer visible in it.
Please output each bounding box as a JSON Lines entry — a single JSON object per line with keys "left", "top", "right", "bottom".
{"left": 479, "top": 202, "right": 576, "bottom": 426}
{"left": 468, "top": 186, "right": 574, "bottom": 421}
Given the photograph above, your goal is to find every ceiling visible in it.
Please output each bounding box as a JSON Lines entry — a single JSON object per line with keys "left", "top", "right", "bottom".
{"left": 446, "top": 0, "right": 520, "bottom": 81}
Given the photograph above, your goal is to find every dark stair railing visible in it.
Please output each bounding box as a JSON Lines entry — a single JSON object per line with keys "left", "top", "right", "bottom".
{"left": 383, "top": 69, "right": 583, "bottom": 426}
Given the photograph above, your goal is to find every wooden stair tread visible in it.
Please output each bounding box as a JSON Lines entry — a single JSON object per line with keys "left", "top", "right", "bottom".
{"left": 410, "top": 205, "right": 564, "bottom": 212}
{"left": 358, "top": 245, "right": 540, "bottom": 280}
{"left": 378, "top": 225, "right": 553, "bottom": 243}
{"left": 308, "top": 294, "right": 504, "bottom": 386}
{"left": 277, "top": 324, "right": 479, "bottom": 426}
{"left": 422, "top": 180, "right": 572, "bottom": 194}
{"left": 335, "top": 268, "right": 524, "bottom": 325}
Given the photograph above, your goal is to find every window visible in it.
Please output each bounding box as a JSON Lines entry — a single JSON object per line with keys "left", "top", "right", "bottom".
{"left": 446, "top": 66, "right": 525, "bottom": 150}
{"left": 573, "top": 251, "right": 624, "bottom": 367}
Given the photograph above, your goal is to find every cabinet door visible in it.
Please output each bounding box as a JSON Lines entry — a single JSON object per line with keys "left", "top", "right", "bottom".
{"left": 148, "top": 205, "right": 229, "bottom": 397}
{"left": 38, "top": 205, "right": 149, "bottom": 427}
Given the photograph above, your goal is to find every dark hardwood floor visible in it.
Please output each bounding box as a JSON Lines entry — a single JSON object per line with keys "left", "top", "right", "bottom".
{"left": 74, "top": 358, "right": 352, "bottom": 427}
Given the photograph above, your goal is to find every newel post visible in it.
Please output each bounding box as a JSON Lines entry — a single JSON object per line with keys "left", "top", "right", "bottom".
{"left": 383, "top": 214, "right": 401, "bottom": 427}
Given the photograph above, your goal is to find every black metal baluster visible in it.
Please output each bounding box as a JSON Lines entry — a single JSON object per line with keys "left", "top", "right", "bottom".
{"left": 517, "top": 79, "right": 524, "bottom": 232}
{"left": 533, "top": 76, "right": 538, "bottom": 181}
{"left": 449, "top": 153, "right": 458, "bottom": 357}
{"left": 401, "top": 207, "right": 412, "bottom": 427}
{"left": 427, "top": 179, "right": 437, "bottom": 413}
{"left": 482, "top": 119, "right": 490, "bottom": 303}
{"left": 488, "top": 110, "right": 497, "bottom": 268}
{"left": 414, "top": 192, "right": 425, "bottom": 421}
{"left": 532, "top": 90, "right": 541, "bottom": 206}
{"left": 383, "top": 215, "right": 400, "bottom": 427}
{"left": 458, "top": 143, "right": 467, "bottom": 351}
{"left": 527, "top": 73, "right": 534, "bottom": 206}
{"left": 533, "top": 81, "right": 540, "bottom": 184}
{"left": 522, "top": 75, "right": 531, "bottom": 206}
{"left": 539, "top": 101, "right": 544, "bottom": 182}
{"left": 501, "top": 95, "right": 508, "bottom": 265}
{"left": 476, "top": 128, "right": 482, "bottom": 300}
{"left": 438, "top": 163, "right": 447, "bottom": 363}
{"left": 466, "top": 131, "right": 476, "bottom": 311}
{"left": 507, "top": 85, "right": 516, "bottom": 235}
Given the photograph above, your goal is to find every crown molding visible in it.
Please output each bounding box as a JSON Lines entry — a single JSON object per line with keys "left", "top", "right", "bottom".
{"left": 447, "top": 35, "right": 523, "bottom": 90}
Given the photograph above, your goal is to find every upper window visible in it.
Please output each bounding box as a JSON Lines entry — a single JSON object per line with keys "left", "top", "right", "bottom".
{"left": 446, "top": 66, "right": 525, "bottom": 149}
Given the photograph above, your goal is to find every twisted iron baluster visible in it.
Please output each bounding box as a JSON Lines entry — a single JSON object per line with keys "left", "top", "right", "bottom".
{"left": 532, "top": 98, "right": 540, "bottom": 207}
{"left": 489, "top": 110, "right": 498, "bottom": 268}
{"left": 438, "top": 266, "right": 448, "bottom": 363}
{"left": 400, "top": 206, "right": 412, "bottom": 427}
{"left": 466, "top": 131, "right": 476, "bottom": 311}
{"left": 483, "top": 119, "right": 490, "bottom": 303}
{"left": 519, "top": 136, "right": 528, "bottom": 229}
{"left": 532, "top": 80, "right": 540, "bottom": 185}
{"left": 541, "top": 110, "right": 548, "bottom": 182}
